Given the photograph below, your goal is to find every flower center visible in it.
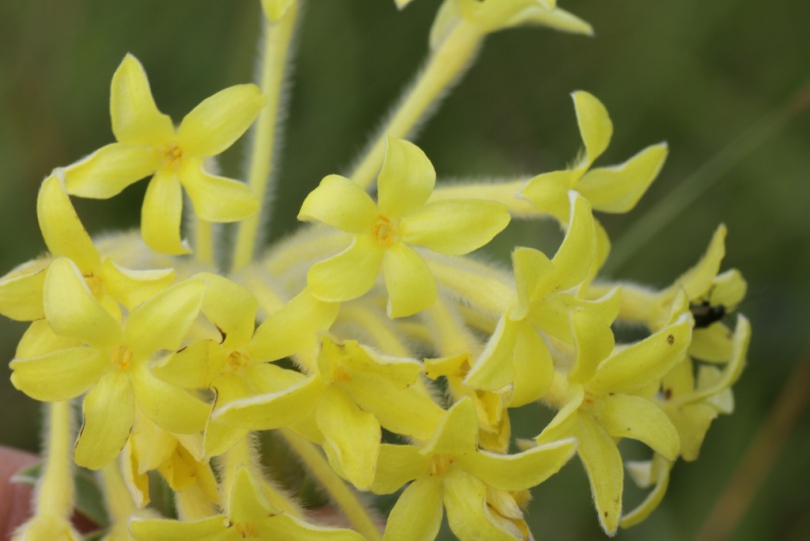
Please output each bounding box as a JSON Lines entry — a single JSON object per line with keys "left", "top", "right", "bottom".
{"left": 430, "top": 454, "right": 454, "bottom": 477}
{"left": 226, "top": 351, "right": 251, "bottom": 373}
{"left": 372, "top": 215, "right": 399, "bottom": 247}
{"left": 111, "top": 346, "right": 134, "bottom": 371}
{"left": 159, "top": 142, "right": 184, "bottom": 169}
{"left": 233, "top": 521, "right": 259, "bottom": 538}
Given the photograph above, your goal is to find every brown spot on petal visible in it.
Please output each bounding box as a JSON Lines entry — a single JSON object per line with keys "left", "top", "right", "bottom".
{"left": 667, "top": 334, "right": 675, "bottom": 345}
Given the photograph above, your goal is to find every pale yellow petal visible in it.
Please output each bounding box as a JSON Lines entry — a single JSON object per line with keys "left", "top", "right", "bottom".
{"left": 595, "top": 393, "right": 680, "bottom": 460}
{"left": 62, "top": 144, "right": 159, "bottom": 199}
{"left": 298, "top": 174, "right": 377, "bottom": 233}
{"left": 510, "top": 322, "right": 553, "bottom": 406}
{"left": 74, "top": 371, "right": 135, "bottom": 470}
{"left": 37, "top": 173, "right": 101, "bottom": 272}
{"left": 424, "top": 397, "right": 477, "bottom": 457}
{"left": 546, "top": 192, "right": 595, "bottom": 292}
{"left": 443, "top": 469, "right": 517, "bottom": 541}
{"left": 578, "top": 143, "right": 668, "bottom": 213}
{"left": 177, "top": 84, "right": 265, "bottom": 158}
{"left": 307, "top": 235, "right": 383, "bottom": 302}
{"left": 99, "top": 259, "right": 174, "bottom": 310}
{"left": 43, "top": 258, "right": 122, "bottom": 348}
{"left": 10, "top": 347, "right": 106, "bottom": 402}
{"left": 141, "top": 170, "right": 190, "bottom": 255}
{"left": 576, "top": 414, "right": 623, "bottom": 535}
{"left": 110, "top": 54, "right": 174, "bottom": 145}
{"left": 401, "top": 199, "right": 510, "bottom": 255}
{"left": 124, "top": 278, "right": 205, "bottom": 358}
{"left": 690, "top": 323, "right": 733, "bottom": 363}
{"left": 382, "top": 243, "right": 437, "bottom": 318}
{"left": 463, "top": 315, "right": 516, "bottom": 392}
{"left": 572, "top": 91, "right": 612, "bottom": 165}
{"left": 670, "top": 224, "right": 727, "bottom": 300}
{"left": 131, "top": 361, "right": 209, "bottom": 434}
{"left": 0, "top": 263, "right": 47, "bottom": 321}
{"left": 518, "top": 169, "right": 574, "bottom": 221}
{"left": 371, "top": 444, "right": 429, "bottom": 495}
{"left": 199, "top": 273, "right": 258, "bottom": 350}
{"left": 180, "top": 161, "right": 259, "bottom": 222}
{"left": 377, "top": 137, "right": 436, "bottom": 218}
{"left": 130, "top": 516, "right": 227, "bottom": 541}
{"left": 383, "top": 477, "right": 443, "bottom": 541}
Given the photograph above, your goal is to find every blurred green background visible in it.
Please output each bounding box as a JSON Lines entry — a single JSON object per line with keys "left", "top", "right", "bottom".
{"left": 1, "top": 0, "right": 808, "bottom": 539}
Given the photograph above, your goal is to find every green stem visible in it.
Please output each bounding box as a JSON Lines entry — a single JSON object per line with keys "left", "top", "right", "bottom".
{"left": 279, "top": 428, "right": 382, "bottom": 541}
{"left": 348, "top": 22, "right": 482, "bottom": 190}
{"left": 233, "top": 2, "right": 300, "bottom": 270}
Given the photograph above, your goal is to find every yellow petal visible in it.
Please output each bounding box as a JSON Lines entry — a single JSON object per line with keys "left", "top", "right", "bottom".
{"left": 258, "top": 513, "right": 366, "bottom": 541}
{"left": 178, "top": 84, "right": 265, "bottom": 158}
{"left": 670, "top": 224, "right": 727, "bottom": 300}
{"left": 62, "top": 144, "right": 159, "bottom": 199}
{"left": 298, "top": 174, "right": 377, "bottom": 233}
{"left": 383, "top": 477, "right": 443, "bottom": 541}
{"left": 37, "top": 173, "right": 101, "bottom": 272}
{"left": 569, "top": 307, "right": 615, "bottom": 384}
{"left": 711, "top": 268, "right": 747, "bottom": 307}
{"left": 578, "top": 143, "right": 668, "bottom": 213}
{"left": 545, "top": 192, "right": 595, "bottom": 292}
{"left": 130, "top": 413, "right": 177, "bottom": 473}
{"left": 180, "top": 161, "right": 259, "bottom": 222}
{"left": 461, "top": 437, "right": 576, "bottom": 491}
{"left": 130, "top": 516, "right": 227, "bottom": 541}
{"left": 141, "top": 170, "right": 190, "bottom": 255}
{"left": 377, "top": 137, "right": 436, "bottom": 218}
{"left": 595, "top": 393, "right": 680, "bottom": 460}
{"left": 518, "top": 169, "right": 574, "bottom": 221}
{"left": 214, "top": 375, "right": 323, "bottom": 430}
{"left": 401, "top": 199, "right": 510, "bottom": 255}
{"left": 510, "top": 323, "right": 553, "bottom": 406}
{"left": 371, "top": 444, "right": 429, "bottom": 495}
{"left": 124, "top": 278, "right": 205, "bottom": 358}
{"left": 10, "top": 346, "right": 106, "bottom": 402}
{"left": 262, "top": 0, "right": 294, "bottom": 21}
{"left": 74, "top": 371, "right": 135, "bottom": 470}
{"left": 308, "top": 235, "right": 383, "bottom": 302}
{"left": 100, "top": 259, "right": 174, "bottom": 310}
{"left": 15, "top": 320, "right": 80, "bottom": 358}
{"left": 443, "top": 469, "right": 517, "bottom": 541}
{"left": 248, "top": 287, "right": 339, "bottom": 361}
{"left": 131, "top": 361, "right": 209, "bottom": 435}
{"left": 43, "top": 258, "right": 122, "bottom": 348}
{"left": 572, "top": 91, "right": 612, "bottom": 165}
{"left": 317, "top": 387, "right": 381, "bottom": 490}
{"left": 464, "top": 315, "right": 517, "bottom": 392}
{"left": 621, "top": 455, "right": 672, "bottom": 528}
{"left": 576, "top": 414, "right": 623, "bottom": 535}
{"left": 0, "top": 262, "right": 47, "bottom": 321}
{"left": 110, "top": 54, "right": 175, "bottom": 145}
{"left": 199, "top": 273, "right": 258, "bottom": 350}
{"left": 513, "top": 6, "right": 594, "bottom": 35}
{"left": 690, "top": 323, "right": 733, "bottom": 363}
{"left": 382, "top": 243, "right": 437, "bottom": 318}
{"left": 153, "top": 340, "right": 217, "bottom": 389}
{"left": 424, "top": 397, "right": 477, "bottom": 457}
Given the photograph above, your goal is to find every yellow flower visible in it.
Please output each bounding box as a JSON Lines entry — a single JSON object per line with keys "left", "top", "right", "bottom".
{"left": 130, "top": 467, "right": 364, "bottom": 541}
{"left": 530, "top": 301, "right": 692, "bottom": 534}
{"left": 10, "top": 267, "right": 209, "bottom": 469}
{"left": 298, "top": 137, "right": 510, "bottom": 317}
{"left": 370, "top": 398, "right": 576, "bottom": 541}
{"left": 521, "top": 91, "right": 668, "bottom": 223}
{"left": 62, "top": 54, "right": 264, "bottom": 254}
{"left": 215, "top": 336, "right": 446, "bottom": 489}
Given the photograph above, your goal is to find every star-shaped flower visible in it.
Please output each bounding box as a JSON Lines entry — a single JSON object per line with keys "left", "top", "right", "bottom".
{"left": 298, "top": 137, "right": 510, "bottom": 318}
{"left": 62, "top": 54, "right": 264, "bottom": 254}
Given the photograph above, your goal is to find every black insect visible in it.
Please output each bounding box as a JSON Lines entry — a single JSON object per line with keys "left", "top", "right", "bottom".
{"left": 689, "top": 300, "right": 726, "bottom": 329}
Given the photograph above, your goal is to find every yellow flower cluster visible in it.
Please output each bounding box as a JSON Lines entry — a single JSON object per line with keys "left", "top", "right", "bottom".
{"left": 1, "top": 1, "right": 749, "bottom": 540}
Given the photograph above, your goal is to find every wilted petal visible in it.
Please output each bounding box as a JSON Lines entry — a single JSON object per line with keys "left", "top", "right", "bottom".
{"left": 377, "top": 137, "right": 436, "bottom": 218}
{"left": 317, "top": 387, "right": 381, "bottom": 490}
{"left": 141, "top": 170, "right": 189, "bottom": 255}
{"left": 110, "top": 54, "right": 174, "bottom": 145}
{"left": 177, "top": 84, "right": 265, "bottom": 158}
{"left": 74, "top": 371, "right": 135, "bottom": 470}
{"left": 402, "top": 199, "right": 509, "bottom": 255}
{"left": 180, "top": 161, "right": 259, "bottom": 222}
{"left": 578, "top": 143, "right": 668, "bottom": 213}
{"left": 383, "top": 477, "right": 443, "bottom": 541}
{"left": 130, "top": 361, "right": 209, "bottom": 434}
{"left": 382, "top": 243, "right": 436, "bottom": 318}
{"left": 298, "top": 174, "right": 377, "bottom": 233}
{"left": 576, "top": 413, "right": 623, "bottom": 535}
{"left": 572, "top": 91, "right": 612, "bottom": 165}
{"left": 595, "top": 393, "right": 680, "bottom": 460}
{"left": 308, "top": 235, "right": 383, "bottom": 302}
{"left": 10, "top": 346, "right": 106, "bottom": 402}
{"left": 44, "top": 258, "right": 122, "bottom": 348}
{"left": 62, "top": 144, "right": 160, "bottom": 200}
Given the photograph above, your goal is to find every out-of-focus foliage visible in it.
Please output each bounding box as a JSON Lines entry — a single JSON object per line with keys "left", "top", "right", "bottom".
{"left": 1, "top": 0, "right": 808, "bottom": 539}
